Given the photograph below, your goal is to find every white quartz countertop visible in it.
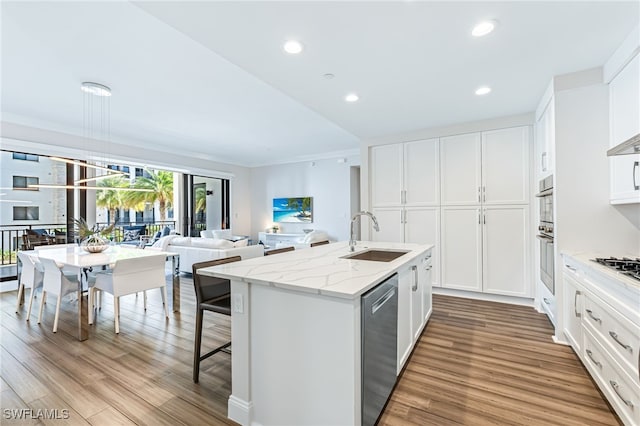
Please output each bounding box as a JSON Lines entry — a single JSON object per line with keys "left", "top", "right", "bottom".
{"left": 198, "top": 241, "right": 433, "bottom": 299}
{"left": 562, "top": 252, "right": 640, "bottom": 290}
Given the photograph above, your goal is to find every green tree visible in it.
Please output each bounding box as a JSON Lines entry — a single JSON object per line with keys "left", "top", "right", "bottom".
{"left": 195, "top": 185, "right": 206, "bottom": 215}
{"left": 96, "top": 176, "right": 129, "bottom": 223}
{"left": 123, "top": 169, "right": 174, "bottom": 221}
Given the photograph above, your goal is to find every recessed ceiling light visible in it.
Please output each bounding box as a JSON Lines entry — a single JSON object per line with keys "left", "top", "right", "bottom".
{"left": 345, "top": 93, "right": 359, "bottom": 102}
{"left": 80, "top": 82, "right": 111, "bottom": 97}
{"left": 475, "top": 86, "right": 492, "bottom": 96}
{"left": 323, "top": 73, "right": 335, "bottom": 80}
{"left": 472, "top": 20, "right": 497, "bottom": 37}
{"left": 283, "top": 40, "right": 303, "bottom": 54}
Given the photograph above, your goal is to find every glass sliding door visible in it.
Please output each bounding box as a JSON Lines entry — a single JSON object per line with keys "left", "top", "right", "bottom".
{"left": 185, "top": 175, "right": 229, "bottom": 237}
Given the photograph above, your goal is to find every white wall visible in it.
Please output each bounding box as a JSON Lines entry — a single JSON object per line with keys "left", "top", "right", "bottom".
{"left": 555, "top": 83, "right": 640, "bottom": 255}
{"left": 250, "top": 155, "right": 360, "bottom": 242}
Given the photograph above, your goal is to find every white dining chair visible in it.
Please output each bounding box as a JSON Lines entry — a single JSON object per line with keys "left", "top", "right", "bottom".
{"left": 16, "top": 252, "right": 44, "bottom": 320}
{"left": 90, "top": 254, "right": 168, "bottom": 334}
{"left": 38, "top": 257, "right": 80, "bottom": 333}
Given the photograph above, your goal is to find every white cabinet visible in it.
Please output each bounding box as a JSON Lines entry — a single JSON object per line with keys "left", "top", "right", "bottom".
{"left": 440, "top": 133, "right": 481, "bottom": 205}
{"left": 609, "top": 53, "right": 640, "bottom": 204}
{"left": 535, "top": 98, "right": 555, "bottom": 178}
{"left": 371, "top": 139, "right": 440, "bottom": 286}
{"left": 422, "top": 253, "right": 433, "bottom": 323}
{"left": 442, "top": 205, "right": 530, "bottom": 297}
{"left": 482, "top": 206, "right": 530, "bottom": 297}
{"left": 371, "top": 138, "right": 439, "bottom": 208}
{"left": 441, "top": 127, "right": 529, "bottom": 205}
{"left": 410, "top": 263, "right": 422, "bottom": 342}
{"left": 397, "top": 264, "right": 413, "bottom": 374}
{"left": 563, "top": 266, "right": 584, "bottom": 353}
{"left": 441, "top": 207, "right": 482, "bottom": 292}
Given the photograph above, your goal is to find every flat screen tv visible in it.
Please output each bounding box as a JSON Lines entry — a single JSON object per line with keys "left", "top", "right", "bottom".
{"left": 273, "top": 197, "right": 313, "bottom": 223}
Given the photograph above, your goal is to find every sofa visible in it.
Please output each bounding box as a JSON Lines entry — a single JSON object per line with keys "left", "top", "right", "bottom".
{"left": 152, "top": 235, "right": 263, "bottom": 274}
{"left": 274, "top": 230, "right": 330, "bottom": 250}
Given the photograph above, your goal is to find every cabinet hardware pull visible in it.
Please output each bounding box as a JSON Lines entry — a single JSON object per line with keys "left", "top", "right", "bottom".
{"left": 609, "top": 380, "right": 634, "bottom": 408}
{"left": 478, "top": 187, "right": 481, "bottom": 202}
{"left": 609, "top": 331, "right": 633, "bottom": 352}
{"left": 586, "top": 309, "right": 601, "bottom": 323}
{"left": 483, "top": 213, "right": 486, "bottom": 225}
{"left": 565, "top": 264, "right": 576, "bottom": 272}
{"left": 541, "top": 152, "right": 547, "bottom": 172}
{"left": 412, "top": 265, "right": 418, "bottom": 291}
{"left": 478, "top": 211, "right": 481, "bottom": 224}
{"left": 483, "top": 186, "right": 486, "bottom": 203}
{"left": 574, "top": 291, "right": 581, "bottom": 317}
{"left": 586, "top": 349, "right": 602, "bottom": 369}
{"left": 543, "top": 298, "right": 550, "bottom": 305}
{"left": 401, "top": 190, "right": 407, "bottom": 204}
{"left": 633, "top": 161, "right": 639, "bottom": 191}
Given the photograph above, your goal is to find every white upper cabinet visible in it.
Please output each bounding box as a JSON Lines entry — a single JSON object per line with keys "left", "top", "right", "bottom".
{"left": 535, "top": 96, "right": 555, "bottom": 179}
{"left": 371, "top": 144, "right": 403, "bottom": 207}
{"left": 404, "top": 139, "right": 439, "bottom": 206}
{"left": 440, "top": 133, "right": 482, "bottom": 205}
{"left": 482, "top": 127, "right": 530, "bottom": 205}
{"left": 609, "top": 53, "right": 640, "bottom": 204}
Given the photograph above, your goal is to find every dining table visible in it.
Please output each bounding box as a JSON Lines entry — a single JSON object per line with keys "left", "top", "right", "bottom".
{"left": 26, "top": 245, "right": 180, "bottom": 341}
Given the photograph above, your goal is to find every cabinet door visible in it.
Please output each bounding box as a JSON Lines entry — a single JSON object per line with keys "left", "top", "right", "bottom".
{"left": 440, "top": 133, "right": 481, "bottom": 205}
{"left": 482, "top": 206, "right": 530, "bottom": 297}
{"left": 371, "top": 144, "right": 403, "bottom": 207}
{"left": 535, "top": 105, "right": 549, "bottom": 178}
{"left": 610, "top": 53, "right": 640, "bottom": 204}
{"left": 422, "top": 253, "right": 433, "bottom": 323}
{"left": 482, "top": 127, "right": 530, "bottom": 205}
{"left": 371, "top": 208, "right": 403, "bottom": 243}
{"left": 405, "top": 207, "right": 440, "bottom": 287}
{"left": 441, "top": 207, "right": 482, "bottom": 292}
{"left": 397, "top": 266, "right": 413, "bottom": 373}
{"left": 404, "top": 138, "right": 439, "bottom": 206}
{"left": 563, "top": 270, "right": 583, "bottom": 353}
{"left": 410, "top": 263, "right": 423, "bottom": 341}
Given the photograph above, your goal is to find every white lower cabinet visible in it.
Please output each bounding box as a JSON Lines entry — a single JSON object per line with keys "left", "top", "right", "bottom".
{"left": 442, "top": 206, "right": 529, "bottom": 296}
{"left": 397, "top": 251, "right": 433, "bottom": 374}
{"left": 561, "top": 255, "right": 640, "bottom": 426}
{"left": 562, "top": 268, "right": 583, "bottom": 352}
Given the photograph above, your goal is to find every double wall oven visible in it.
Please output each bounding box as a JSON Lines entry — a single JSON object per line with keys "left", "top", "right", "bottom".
{"left": 536, "top": 175, "right": 554, "bottom": 294}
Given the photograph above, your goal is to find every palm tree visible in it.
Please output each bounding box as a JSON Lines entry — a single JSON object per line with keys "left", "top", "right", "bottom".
{"left": 123, "top": 169, "right": 174, "bottom": 221}
{"left": 96, "top": 176, "right": 129, "bottom": 223}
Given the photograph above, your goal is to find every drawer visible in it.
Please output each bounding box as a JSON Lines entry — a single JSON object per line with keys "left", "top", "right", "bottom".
{"left": 583, "top": 291, "right": 640, "bottom": 383}
{"left": 583, "top": 328, "right": 640, "bottom": 426}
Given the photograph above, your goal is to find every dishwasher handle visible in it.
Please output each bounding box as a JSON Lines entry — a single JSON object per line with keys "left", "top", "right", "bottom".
{"left": 371, "top": 288, "right": 396, "bottom": 315}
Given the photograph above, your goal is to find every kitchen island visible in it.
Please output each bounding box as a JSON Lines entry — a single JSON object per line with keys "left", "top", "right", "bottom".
{"left": 198, "top": 241, "right": 433, "bottom": 426}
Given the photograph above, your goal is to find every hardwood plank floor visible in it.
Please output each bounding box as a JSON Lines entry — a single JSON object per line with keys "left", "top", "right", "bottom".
{"left": 379, "top": 295, "right": 621, "bottom": 426}
{"left": 1, "top": 278, "right": 619, "bottom": 425}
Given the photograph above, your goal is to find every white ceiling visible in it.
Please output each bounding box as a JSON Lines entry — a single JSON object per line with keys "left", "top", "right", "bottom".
{"left": 1, "top": 1, "right": 638, "bottom": 167}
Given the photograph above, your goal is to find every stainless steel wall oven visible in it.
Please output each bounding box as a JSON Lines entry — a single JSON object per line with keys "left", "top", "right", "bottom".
{"left": 536, "top": 175, "right": 554, "bottom": 294}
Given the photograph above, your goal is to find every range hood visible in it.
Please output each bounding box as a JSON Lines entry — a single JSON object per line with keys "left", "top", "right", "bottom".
{"left": 608, "top": 133, "right": 640, "bottom": 156}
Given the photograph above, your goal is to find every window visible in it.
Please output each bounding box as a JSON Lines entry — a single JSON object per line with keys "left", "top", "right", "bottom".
{"left": 12, "top": 176, "right": 39, "bottom": 190}
{"left": 13, "top": 206, "right": 39, "bottom": 220}
{"left": 12, "top": 152, "right": 39, "bottom": 161}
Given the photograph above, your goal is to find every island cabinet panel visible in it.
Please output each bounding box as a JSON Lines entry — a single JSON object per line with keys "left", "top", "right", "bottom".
{"left": 563, "top": 266, "right": 584, "bottom": 353}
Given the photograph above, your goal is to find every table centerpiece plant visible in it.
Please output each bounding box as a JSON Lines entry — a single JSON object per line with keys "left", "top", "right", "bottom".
{"left": 74, "top": 218, "right": 115, "bottom": 253}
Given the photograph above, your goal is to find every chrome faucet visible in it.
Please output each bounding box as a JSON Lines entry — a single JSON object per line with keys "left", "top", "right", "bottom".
{"left": 349, "top": 211, "right": 380, "bottom": 252}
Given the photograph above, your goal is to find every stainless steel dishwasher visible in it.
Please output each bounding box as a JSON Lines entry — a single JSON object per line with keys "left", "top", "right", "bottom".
{"left": 361, "top": 273, "right": 398, "bottom": 426}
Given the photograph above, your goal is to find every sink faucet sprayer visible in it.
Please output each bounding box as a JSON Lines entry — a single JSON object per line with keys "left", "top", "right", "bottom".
{"left": 349, "top": 211, "right": 380, "bottom": 252}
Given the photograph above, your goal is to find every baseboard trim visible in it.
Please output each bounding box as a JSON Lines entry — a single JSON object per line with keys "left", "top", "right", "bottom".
{"left": 228, "top": 395, "right": 254, "bottom": 426}
{"left": 433, "top": 287, "right": 535, "bottom": 307}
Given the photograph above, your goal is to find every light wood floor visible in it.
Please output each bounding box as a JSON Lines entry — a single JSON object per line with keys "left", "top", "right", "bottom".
{"left": 1, "top": 277, "right": 619, "bottom": 425}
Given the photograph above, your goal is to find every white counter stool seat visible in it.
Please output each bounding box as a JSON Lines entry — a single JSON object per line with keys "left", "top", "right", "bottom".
{"left": 191, "top": 256, "right": 241, "bottom": 383}
{"left": 90, "top": 254, "right": 168, "bottom": 334}
{"left": 16, "top": 252, "right": 44, "bottom": 320}
{"left": 38, "top": 257, "right": 80, "bottom": 333}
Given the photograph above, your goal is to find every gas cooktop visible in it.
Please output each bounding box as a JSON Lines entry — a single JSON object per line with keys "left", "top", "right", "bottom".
{"left": 591, "top": 257, "right": 640, "bottom": 282}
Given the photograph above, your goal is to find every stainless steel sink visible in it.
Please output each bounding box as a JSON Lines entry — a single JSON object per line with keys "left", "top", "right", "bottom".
{"left": 342, "top": 249, "right": 409, "bottom": 262}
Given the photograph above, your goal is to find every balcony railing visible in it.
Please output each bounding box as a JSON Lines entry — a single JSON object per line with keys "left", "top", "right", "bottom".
{"left": 0, "top": 220, "right": 176, "bottom": 281}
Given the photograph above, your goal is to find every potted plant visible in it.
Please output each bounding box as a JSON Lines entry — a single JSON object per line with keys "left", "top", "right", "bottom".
{"left": 74, "top": 218, "right": 115, "bottom": 253}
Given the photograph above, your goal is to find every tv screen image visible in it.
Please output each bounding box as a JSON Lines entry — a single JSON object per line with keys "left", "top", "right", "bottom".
{"left": 273, "top": 197, "right": 313, "bottom": 223}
